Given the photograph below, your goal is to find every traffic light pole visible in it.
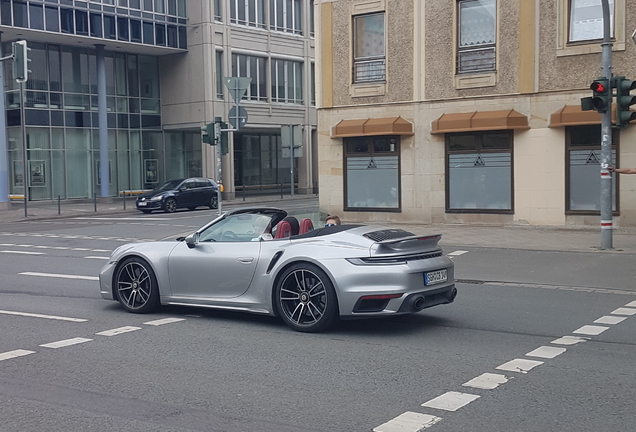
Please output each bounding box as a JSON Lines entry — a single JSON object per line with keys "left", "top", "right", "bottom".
{"left": 599, "top": 0, "right": 613, "bottom": 249}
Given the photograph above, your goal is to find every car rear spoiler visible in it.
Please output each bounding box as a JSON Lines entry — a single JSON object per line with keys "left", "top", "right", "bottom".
{"left": 370, "top": 234, "right": 442, "bottom": 257}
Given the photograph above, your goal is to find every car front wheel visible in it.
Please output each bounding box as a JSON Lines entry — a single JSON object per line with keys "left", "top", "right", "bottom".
{"left": 114, "top": 257, "right": 160, "bottom": 313}
{"left": 275, "top": 263, "right": 338, "bottom": 332}
{"left": 163, "top": 198, "right": 177, "bottom": 213}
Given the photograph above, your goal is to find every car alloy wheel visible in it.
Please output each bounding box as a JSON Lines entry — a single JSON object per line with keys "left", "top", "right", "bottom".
{"left": 164, "top": 198, "right": 177, "bottom": 213}
{"left": 114, "top": 257, "right": 159, "bottom": 313}
{"left": 276, "top": 263, "right": 338, "bottom": 332}
{"left": 209, "top": 195, "right": 218, "bottom": 209}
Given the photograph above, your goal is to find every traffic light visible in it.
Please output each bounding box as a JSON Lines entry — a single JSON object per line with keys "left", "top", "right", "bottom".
{"left": 589, "top": 78, "right": 610, "bottom": 112}
{"left": 13, "top": 40, "right": 30, "bottom": 83}
{"left": 614, "top": 76, "right": 636, "bottom": 127}
{"left": 201, "top": 122, "right": 215, "bottom": 145}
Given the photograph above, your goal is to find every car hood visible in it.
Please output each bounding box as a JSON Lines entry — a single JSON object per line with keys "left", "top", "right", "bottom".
{"left": 137, "top": 190, "right": 168, "bottom": 200}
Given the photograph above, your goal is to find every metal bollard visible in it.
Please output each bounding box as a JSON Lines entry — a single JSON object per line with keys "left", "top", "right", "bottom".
{"left": 94, "top": 193, "right": 97, "bottom": 212}
{"left": 280, "top": 182, "right": 283, "bottom": 199}
{"left": 123, "top": 190, "right": 126, "bottom": 210}
{"left": 58, "top": 195, "right": 61, "bottom": 215}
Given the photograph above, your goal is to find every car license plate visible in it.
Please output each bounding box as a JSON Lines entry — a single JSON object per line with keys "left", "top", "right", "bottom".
{"left": 137, "top": 201, "right": 147, "bottom": 206}
{"left": 424, "top": 269, "right": 447, "bottom": 285}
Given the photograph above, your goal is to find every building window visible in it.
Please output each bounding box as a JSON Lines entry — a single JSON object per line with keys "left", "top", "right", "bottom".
{"left": 457, "top": 0, "right": 496, "bottom": 74}
{"left": 566, "top": 125, "right": 617, "bottom": 212}
{"left": 344, "top": 136, "right": 400, "bottom": 211}
{"left": 270, "top": 0, "right": 302, "bottom": 34}
{"left": 216, "top": 50, "right": 224, "bottom": 99}
{"left": 214, "top": 0, "right": 221, "bottom": 21}
{"left": 446, "top": 131, "right": 512, "bottom": 212}
{"left": 310, "top": 62, "right": 315, "bottom": 106}
{"left": 353, "top": 12, "right": 385, "bottom": 83}
{"left": 231, "top": 53, "right": 267, "bottom": 101}
{"left": 569, "top": 0, "right": 614, "bottom": 42}
{"left": 230, "top": 0, "right": 265, "bottom": 28}
{"left": 271, "top": 59, "right": 302, "bottom": 104}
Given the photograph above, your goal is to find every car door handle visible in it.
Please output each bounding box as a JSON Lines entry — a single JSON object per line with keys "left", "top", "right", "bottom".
{"left": 237, "top": 257, "right": 254, "bottom": 263}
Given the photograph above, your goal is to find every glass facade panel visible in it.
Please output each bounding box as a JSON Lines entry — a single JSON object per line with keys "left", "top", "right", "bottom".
{"left": 30, "top": 4, "right": 44, "bottom": 29}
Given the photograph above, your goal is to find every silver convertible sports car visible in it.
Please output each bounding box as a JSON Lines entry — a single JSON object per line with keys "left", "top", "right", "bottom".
{"left": 99, "top": 208, "right": 457, "bottom": 332}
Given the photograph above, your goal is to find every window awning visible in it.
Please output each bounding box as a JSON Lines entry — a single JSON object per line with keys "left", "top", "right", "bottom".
{"left": 331, "top": 116, "right": 414, "bottom": 138}
{"left": 548, "top": 105, "right": 613, "bottom": 127}
{"left": 430, "top": 109, "right": 530, "bottom": 134}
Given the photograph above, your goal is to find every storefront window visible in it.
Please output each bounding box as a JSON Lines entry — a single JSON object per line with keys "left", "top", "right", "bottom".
{"left": 566, "top": 125, "right": 617, "bottom": 212}
{"left": 344, "top": 135, "right": 400, "bottom": 210}
{"left": 446, "top": 131, "right": 512, "bottom": 212}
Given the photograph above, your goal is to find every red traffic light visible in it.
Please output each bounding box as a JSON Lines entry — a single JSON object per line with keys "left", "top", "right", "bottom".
{"left": 590, "top": 81, "right": 607, "bottom": 93}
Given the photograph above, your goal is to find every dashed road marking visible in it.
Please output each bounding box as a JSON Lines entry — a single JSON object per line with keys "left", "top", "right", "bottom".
{"left": 0, "top": 349, "right": 35, "bottom": 361}
{"left": 84, "top": 256, "right": 109, "bottom": 260}
{"left": 594, "top": 315, "right": 627, "bottom": 325}
{"left": 40, "top": 337, "right": 93, "bottom": 349}
{"left": 573, "top": 325, "right": 609, "bottom": 335}
{"left": 0, "top": 309, "right": 87, "bottom": 322}
{"left": 373, "top": 412, "right": 442, "bottom": 432}
{"left": 0, "top": 250, "right": 45, "bottom": 255}
{"left": 610, "top": 307, "right": 636, "bottom": 316}
{"left": 551, "top": 335, "right": 589, "bottom": 345}
{"left": 96, "top": 326, "right": 142, "bottom": 336}
{"left": 144, "top": 318, "right": 186, "bottom": 326}
{"left": 462, "top": 373, "right": 509, "bottom": 390}
{"left": 626, "top": 301, "right": 636, "bottom": 307}
{"left": 496, "top": 358, "right": 543, "bottom": 373}
{"left": 19, "top": 272, "right": 99, "bottom": 281}
{"left": 525, "top": 346, "right": 567, "bottom": 359}
{"left": 447, "top": 250, "right": 468, "bottom": 257}
{"left": 422, "top": 391, "right": 480, "bottom": 412}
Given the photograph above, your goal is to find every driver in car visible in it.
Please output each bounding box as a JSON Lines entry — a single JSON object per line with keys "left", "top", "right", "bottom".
{"left": 251, "top": 215, "right": 273, "bottom": 241}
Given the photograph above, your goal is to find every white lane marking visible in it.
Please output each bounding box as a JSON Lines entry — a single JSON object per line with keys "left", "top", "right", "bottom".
{"left": 421, "top": 391, "right": 480, "bottom": 412}
{"left": 551, "top": 335, "right": 589, "bottom": 345}
{"left": 447, "top": 250, "right": 468, "bottom": 257}
{"left": 496, "top": 358, "right": 544, "bottom": 373}
{"left": 611, "top": 307, "right": 636, "bottom": 316}
{"left": 625, "top": 301, "right": 636, "bottom": 308}
{"left": 84, "top": 256, "right": 109, "bottom": 260}
{"left": 0, "top": 349, "right": 35, "bottom": 361}
{"left": 525, "top": 346, "right": 567, "bottom": 359}
{"left": 594, "top": 315, "right": 627, "bottom": 325}
{"left": 96, "top": 326, "right": 141, "bottom": 336}
{"left": 373, "top": 412, "right": 442, "bottom": 432}
{"left": 93, "top": 249, "right": 111, "bottom": 253}
{"left": 462, "top": 373, "right": 510, "bottom": 390}
{"left": 0, "top": 309, "right": 87, "bottom": 322}
{"left": 70, "top": 248, "right": 90, "bottom": 251}
{"left": 19, "top": 272, "right": 99, "bottom": 281}
{"left": 185, "top": 314, "right": 202, "bottom": 318}
{"left": 144, "top": 318, "right": 186, "bottom": 326}
{"left": 40, "top": 337, "right": 93, "bottom": 348}
{"left": 0, "top": 250, "right": 45, "bottom": 255}
{"left": 573, "top": 325, "right": 609, "bottom": 336}
{"left": 73, "top": 217, "right": 170, "bottom": 221}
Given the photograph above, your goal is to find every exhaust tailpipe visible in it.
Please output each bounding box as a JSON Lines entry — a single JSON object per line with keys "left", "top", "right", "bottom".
{"left": 412, "top": 296, "right": 426, "bottom": 311}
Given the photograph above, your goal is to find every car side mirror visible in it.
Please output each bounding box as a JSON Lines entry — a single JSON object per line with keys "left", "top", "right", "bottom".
{"left": 185, "top": 233, "right": 199, "bottom": 249}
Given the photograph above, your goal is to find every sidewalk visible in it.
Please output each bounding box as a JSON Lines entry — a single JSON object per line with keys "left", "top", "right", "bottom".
{"left": 2, "top": 196, "right": 636, "bottom": 254}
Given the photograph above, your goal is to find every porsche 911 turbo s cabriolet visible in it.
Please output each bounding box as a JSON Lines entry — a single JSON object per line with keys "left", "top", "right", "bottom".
{"left": 99, "top": 208, "right": 456, "bottom": 332}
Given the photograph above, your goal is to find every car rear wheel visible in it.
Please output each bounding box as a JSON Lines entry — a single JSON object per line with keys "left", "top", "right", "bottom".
{"left": 209, "top": 195, "right": 218, "bottom": 209}
{"left": 163, "top": 198, "right": 177, "bottom": 213}
{"left": 275, "top": 263, "right": 338, "bottom": 332}
{"left": 114, "top": 257, "right": 159, "bottom": 314}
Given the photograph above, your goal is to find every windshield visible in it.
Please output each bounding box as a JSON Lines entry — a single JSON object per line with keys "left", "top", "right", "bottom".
{"left": 154, "top": 179, "right": 183, "bottom": 192}
{"left": 199, "top": 213, "right": 275, "bottom": 242}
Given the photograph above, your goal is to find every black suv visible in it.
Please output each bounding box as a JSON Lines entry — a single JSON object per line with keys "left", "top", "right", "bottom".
{"left": 135, "top": 178, "right": 219, "bottom": 213}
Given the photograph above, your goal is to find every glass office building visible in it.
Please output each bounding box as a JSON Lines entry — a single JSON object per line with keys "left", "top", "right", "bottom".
{"left": 1, "top": 0, "right": 317, "bottom": 203}
{"left": 0, "top": 0, "right": 197, "bottom": 201}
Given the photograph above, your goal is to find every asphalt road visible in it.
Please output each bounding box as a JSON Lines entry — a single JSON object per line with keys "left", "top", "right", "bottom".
{"left": 1, "top": 204, "right": 635, "bottom": 432}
